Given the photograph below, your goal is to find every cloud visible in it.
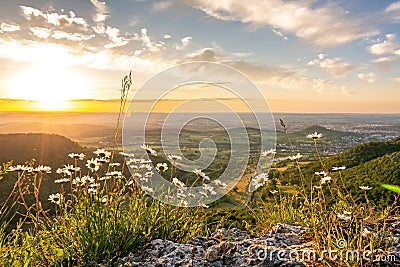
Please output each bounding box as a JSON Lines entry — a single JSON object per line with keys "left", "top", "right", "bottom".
{"left": 227, "top": 60, "right": 336, "bottom": 93}
{"left": 163, "top": 34, "right": 172, "bottom": 39}
{"left": 20, "top": 6, "right": 88, "bottom": 27}
{"left": 185, "top": 48, "right": 220, "bottom": 61}
{"left": 357, "top": 72, "right": 376, "bottom": 83}
{"left": 153, "top": 1, "right": 173, "bottom": 10}
{"left": 0, "top": 22, "right": 20, "bottom": 32}
{"left": 89, "top": 0, "right": 109, "bottom": 23}
{"left": 307, "top": 54, "right": 358, "bottom": 77}
{"left": 271, "top": 28, "right": 288, "bottom": 40}
{"left": 176, "top": 36, "right": 192, "bottom": 51}
{"left": 52, "top": 31, "right": 95, "bottom": 41}
{"left": 30, "top": 27, "right": 52, "bottom": 38}
{"left": 188, "top": 0, "right": 374, "bottom": 47}
{"left": 371, "top": 56, "right": 395, "bottom": 63}
{"left": 369, "top": 34, "right": 399, "bottom": 55}
{"left": 386, "top": 1, "right": 400, "bottom": 12}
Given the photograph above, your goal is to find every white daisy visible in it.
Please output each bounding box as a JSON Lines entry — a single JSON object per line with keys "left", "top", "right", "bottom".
{"left": 86, "top": 158, "right": 100, "bottom": 172}
{"left": 48, "top": 193, "right": 63, "bottom": 205}
{"left": 307, "top": 132, "right": 323, "bottom": 139}
{"left": 156, "top": 163, "right": 168, "bottom": 172}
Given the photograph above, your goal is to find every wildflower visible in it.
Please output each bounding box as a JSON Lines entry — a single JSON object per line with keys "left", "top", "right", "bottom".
{"left": 321, "top": 176, "right": 332, "bottom": 184}
{"left": 119, "top": 152, "right": 135, "bottom": 158}
{"left": 315, "top": 171, "right": 328, "bottom": 176}
{"left": 126, "top": 179, "right": 134, "bottom": 186}
{"left": 179, "top": 200, "right": 188, "bottom": 207}
{"left": 359, "top": 185, "right": 373, "bottom": 191}
{"left": 54, "top": 177, "right": 70, "bottom": 184}
{"left": 106, "top": 171, "right": 123, "bottom": 179}
{"left": 144, "top": 171, "right": 154, "bottom": 177}
{"left": 313, "top": 185, "right": 322, "bottom": 189}
{"left": 109, "top": 162, "right": 121, "bottom": 167}
{"left": 94, "top": 148, "right": 111, "bottom": 158}
{"left": 101, "top": 197, "right": 108, "bottom": 203}
{"left": 86, "top": 158, "right": 100, "bottom": 172}
{"left": 307, "top": 132, "right": 323, "bottom": 139}
{"left": 142, "top": 186, "right": 154, "bottom": 193}
{"left": 7, "top": 165, "right": 21, "bottom": 172}
{"left": 172, "top": 177, "right": 186, "bottom": 188}
{"left": 64, "top": 164, "right": 80, "bottom": 172}
{"left": 156, "top": 163, "right": 168, "bottom": 172}
{"left": 251, "top": 173, "right": 269, "bottom": 189}
{"left": 167, "top": 154, "right": 182, "bottom": 161}
{"left": 287, "top": 153, "right": 303, "bottom": 161}
{"left": 202, "top": 184, "right": 217, "bottom": 195}
{"left": 68, "top": 153, "right": 85, "bottom": 160}
{"left": 214, "top": 180, "right": 228, "bottom": 188}
{"left": 270, "top": 190, "right": 278, "bottom": 195}
{"left": 261, "top": 148, "right": 276, "bottom": 157}
{"left": 343, "top": 211, "right": 352, "bottom": 216}
{"left": 193, "top": 169, "right": 210, "bottom": 181}
{"left": 48, "top": 193, "right": 63, "bottom": 205}
{"left": 202, "top": 203, "right": 209, "bottom": 208}
{"left": 32, "top": 165, "right": 52, "bottom": 174}
{"left": 141, "top": 144, "right": 157, "bottom": 156}
{"left": 72, "top": 177, "right": 86, "bottom": 187}
{"left": 332, "top": 166, "right": 346, "bottom": 171}
{"left": 337, "top": 213, "right": 351, "bottom": 221}
{"left": 56, "top": 168, "right": 71, "bottom": 176}
{"left": 362, "top": 227, "right": 372, "bottom": 237}
{"left": 88, "top": 187, "right": 97, "bottom": 194}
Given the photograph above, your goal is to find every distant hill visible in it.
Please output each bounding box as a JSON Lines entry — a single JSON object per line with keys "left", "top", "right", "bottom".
{"left": 276, "top": 137, "right": 400, "bottom": 205}
{"left": 0, "top": 122, "right": 116, "bottom": 147}
{"left": 296, "top": 125, "right": 363, "bottom": 139}
{"left": 0, "top": 134, "right": 94, "bottom": 210}
{"left": 0, "top": 133, "right": 86, "bottom": 166}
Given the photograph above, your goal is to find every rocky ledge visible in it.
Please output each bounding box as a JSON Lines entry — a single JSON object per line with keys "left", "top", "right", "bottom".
{"left": 108, "top": 223, "right": 400, "bottom": 267}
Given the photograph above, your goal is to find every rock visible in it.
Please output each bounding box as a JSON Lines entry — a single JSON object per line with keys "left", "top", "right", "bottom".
{"left": 101, "top": 222, "right": 400, "bottom": 267}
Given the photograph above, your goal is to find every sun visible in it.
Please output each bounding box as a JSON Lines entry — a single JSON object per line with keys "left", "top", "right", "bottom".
{"left": 9, "top": 65, "right": 92, "bottom": 111}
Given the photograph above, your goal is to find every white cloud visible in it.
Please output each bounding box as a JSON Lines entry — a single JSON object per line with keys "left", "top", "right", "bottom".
{"left": 20, "top": 6, "right": 87, "bottom": 27}
{"left": 89, "top": 0, "right": 109, "bottom": 23}
{"left": 371, "top": 56, "right": 395, "bottom": 63}
{"left": 0, "top": 22, "right": 20, "bottom": 32}
{"left": 185, "top": 48, "right": 220, "bottom": 61}
{"left": 52, "top": 31, "right": 95, "bottom": 41}
{"left": 189, "top": 0, "right": 373, "bottom": 47}
{"left": 163, "top": 34, "right": 172, "bottom": 39}
{"left": 104, "top": 26, "right": 130, "bottom": 48}
{"left": 386, "top": 1, "right": 400, "bottom": 12}
{"left": 176, "top": 36, "right": 192, "bottom": 51}
{"left": 30, "top": 27, "right": 52, "bottom": 38}
{"left": 369, "top": 34, "right": 399, "bottom": 55}
{"left": 227, "top": 60, "right": 336, "bottom": 93}
{"left": 358, "top": 72, "right": 376, "bottom": 83}
{"left": 272, "top": 28, "right": 288, "bottom": 40}
{"left": 307, "top": 54, "right": 358, "bottom": 77}
{"left": 153, "top": 1, "right": 172, "bottom": 10}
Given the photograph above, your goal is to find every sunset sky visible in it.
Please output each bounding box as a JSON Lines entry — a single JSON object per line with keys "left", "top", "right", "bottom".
{"left": 0, "top": 0, "right": 399, "bottom": 113}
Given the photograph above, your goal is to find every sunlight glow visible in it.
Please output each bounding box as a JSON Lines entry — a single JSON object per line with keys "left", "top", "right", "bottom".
{"left": 8, "top": 65, "right": 92, "bottom": 111}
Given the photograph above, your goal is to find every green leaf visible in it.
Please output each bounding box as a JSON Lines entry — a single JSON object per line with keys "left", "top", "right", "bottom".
{"left": 380, "top": 184, "right": 400, "bottom": 193}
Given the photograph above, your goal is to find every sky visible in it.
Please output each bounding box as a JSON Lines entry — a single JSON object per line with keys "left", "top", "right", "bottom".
{"left": 0, "top": 0, "right": 399, "bottom": 113}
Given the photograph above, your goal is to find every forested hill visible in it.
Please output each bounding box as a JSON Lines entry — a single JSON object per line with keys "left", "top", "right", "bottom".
{"left": 0, "top": 133, "right": 86, "bottom": 166}
{"left": 277, "top": 137, "right": 400, "bottom": 205}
